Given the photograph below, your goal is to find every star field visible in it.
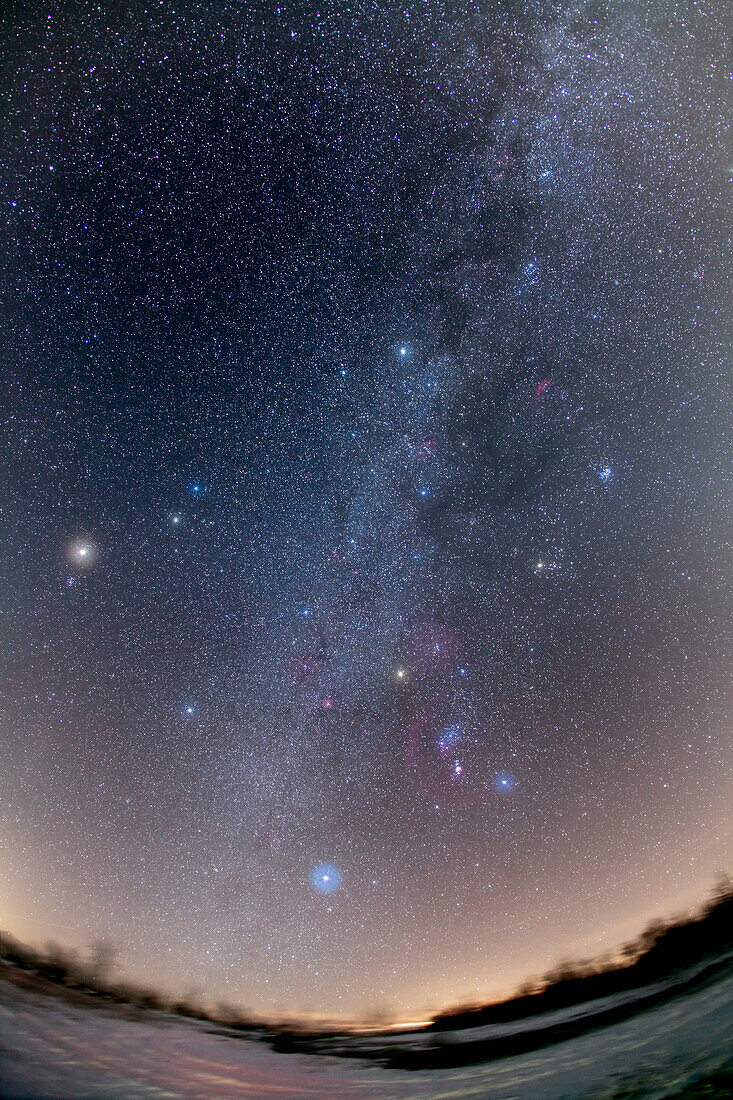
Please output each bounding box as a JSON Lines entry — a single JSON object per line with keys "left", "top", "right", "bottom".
{"left": 1, "top": 0, "right": 731, "bottom": 1022}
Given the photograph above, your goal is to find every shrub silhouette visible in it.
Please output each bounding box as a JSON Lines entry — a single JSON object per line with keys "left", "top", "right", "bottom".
{"left": 430, "top": 881, "right": 733, "bottom": 1032}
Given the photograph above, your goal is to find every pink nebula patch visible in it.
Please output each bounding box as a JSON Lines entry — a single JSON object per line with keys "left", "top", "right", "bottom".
{"left": 532, "top": 376, "right": 552, "bottom": 402}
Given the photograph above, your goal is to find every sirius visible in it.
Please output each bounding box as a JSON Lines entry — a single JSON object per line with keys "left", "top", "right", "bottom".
{"left": 311, "top": 864, "right": 342, "bottom": 894}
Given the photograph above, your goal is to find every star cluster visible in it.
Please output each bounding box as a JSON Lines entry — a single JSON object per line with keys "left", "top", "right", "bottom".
{"left": 1, "top": 1, "right": 731, "bottom": 1022}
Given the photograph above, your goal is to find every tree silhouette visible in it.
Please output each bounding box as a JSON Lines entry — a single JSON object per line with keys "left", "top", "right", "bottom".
{"left": 87, "top": 940, "right": 118, "bottom": 986}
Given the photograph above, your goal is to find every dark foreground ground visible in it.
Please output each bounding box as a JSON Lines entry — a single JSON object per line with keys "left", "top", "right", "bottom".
{"left": 1, "top": 961, "right": 732, "bottom": 1099}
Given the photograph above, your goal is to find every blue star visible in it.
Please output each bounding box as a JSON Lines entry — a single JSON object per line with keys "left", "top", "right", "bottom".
{"left": 599, "top": 465, "right": 613, "bottom": 483}
{"left": 182, "top": 704, "right": 196, "bottom": 717}
{"left": 310, "top": 864, "right": 342, "bottom": 894}
{"left": 495, "top": 773, "right": 517, "bottom": 792}
{"left": 189, "top": 482, "right": 204, "bottom": 496}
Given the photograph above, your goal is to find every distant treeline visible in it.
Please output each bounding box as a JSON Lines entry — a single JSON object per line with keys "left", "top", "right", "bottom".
{"left": 2, "top": 875, "right": 731, "bottom": 1036}
{"left": 0, "top": 934, "right": 265, "bottom": 1031}
{"left": 429, "top": 875, "right": 733, "bottom": 1033}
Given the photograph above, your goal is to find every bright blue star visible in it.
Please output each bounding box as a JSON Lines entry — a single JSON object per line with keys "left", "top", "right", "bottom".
{"left": 418, "top": 486, "right": 431, "bottom": 498}
{"left": 495, "top": 773, "right": 517, "bottom": 792}
{"left": 311, "top": 864, "right": 342, "bottom": 894}
{"left": 182, "top": 704, "right": 196, "bottom": 717}
{"left": 189, "top": 482, "right": 204, "bottom": 496}
{"left": 299, "top": 607, "right": 312, "bottom": 618}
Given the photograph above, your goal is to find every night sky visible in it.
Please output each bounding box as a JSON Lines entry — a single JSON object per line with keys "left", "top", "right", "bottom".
{"left": 2, "top": 0, "right": 731, "bottom": 1024}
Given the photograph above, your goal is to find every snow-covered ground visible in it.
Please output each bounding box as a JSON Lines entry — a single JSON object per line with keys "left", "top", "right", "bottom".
{"left": 1, "top": 969, "right": 732, "bottom": 1099}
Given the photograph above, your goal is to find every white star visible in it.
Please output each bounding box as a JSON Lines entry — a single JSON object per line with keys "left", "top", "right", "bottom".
{"left": 67, "top": 538, "right": 97, "bottom": 567}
